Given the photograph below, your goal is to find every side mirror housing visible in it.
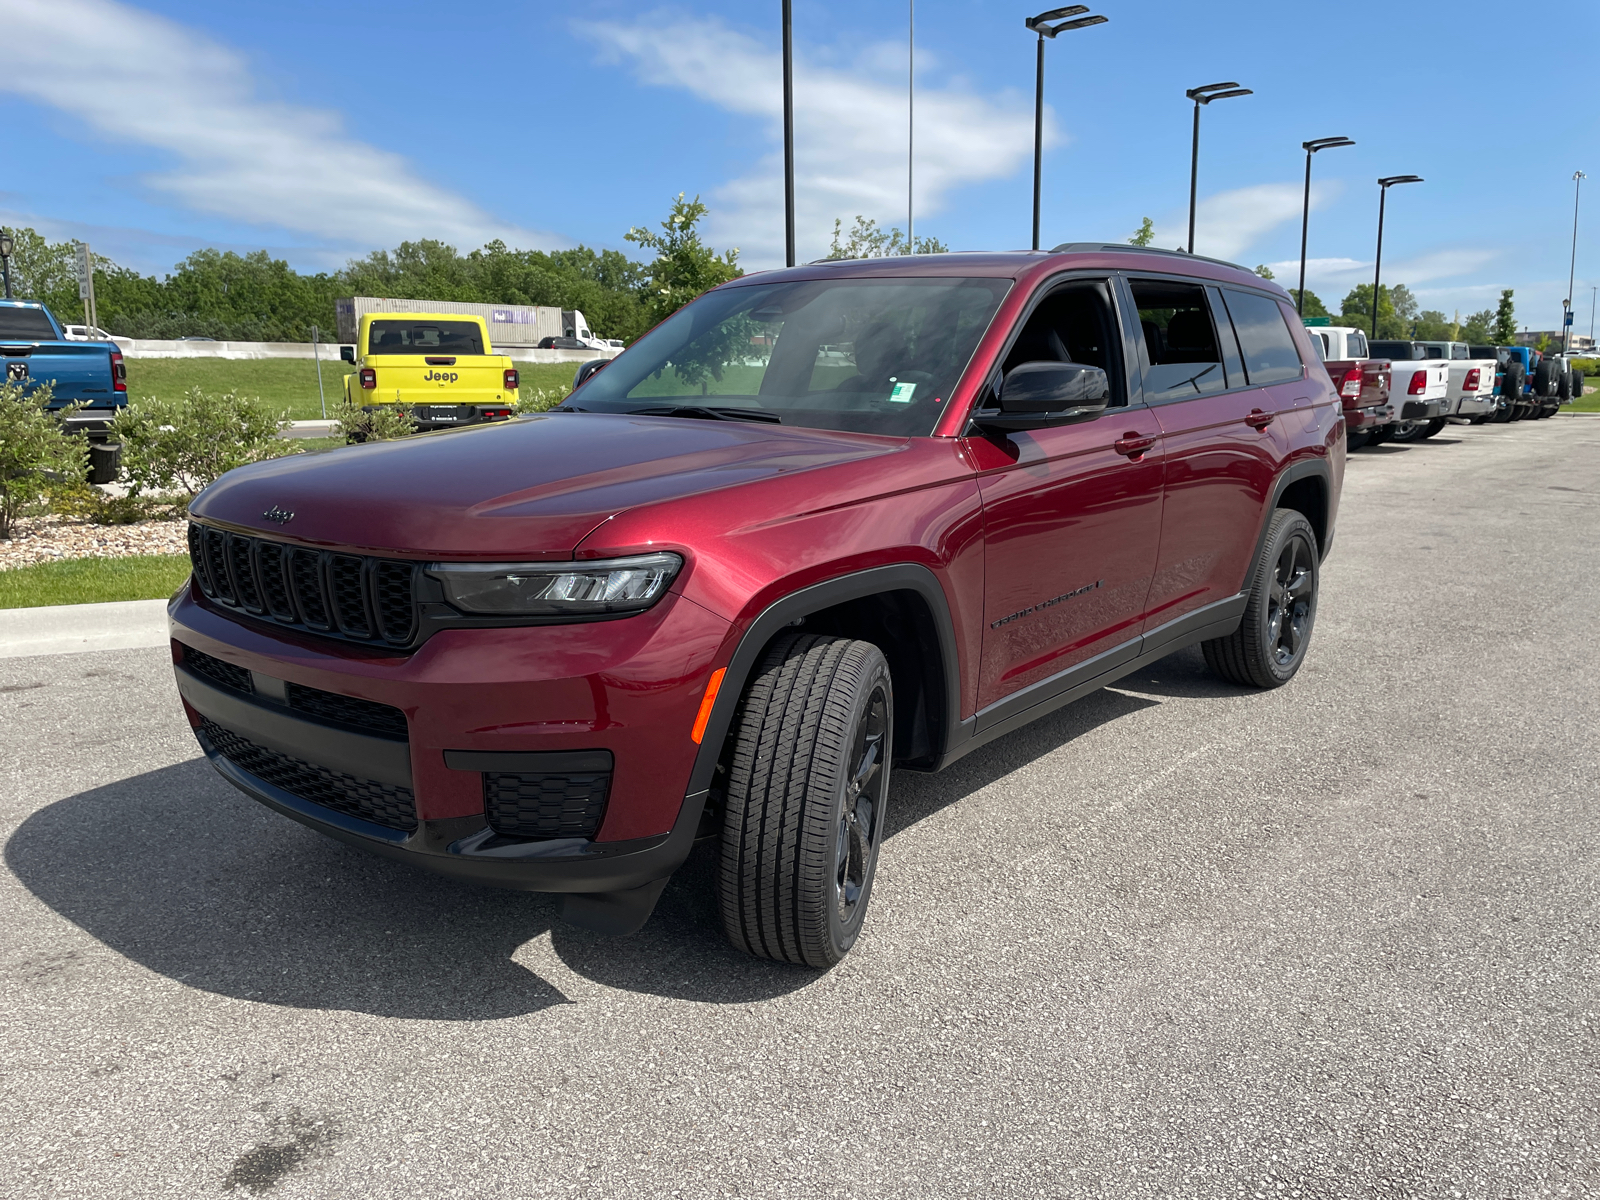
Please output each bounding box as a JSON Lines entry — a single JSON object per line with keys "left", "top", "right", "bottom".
{"left": 976, "top": 362, "right": 1110, "bottom": 431}
{"left": 339, "top": 345, "right": 355, "bottom": 364}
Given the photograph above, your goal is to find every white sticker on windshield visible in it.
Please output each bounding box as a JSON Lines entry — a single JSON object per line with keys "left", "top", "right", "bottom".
{"left": 888, "top": 381, "right": 917, "bottom": 403}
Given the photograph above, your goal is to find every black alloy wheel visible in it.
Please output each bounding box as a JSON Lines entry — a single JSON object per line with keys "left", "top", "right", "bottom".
{"left": 718, "top": 632, "right": 893, "bottom": 967}
{"left": 1203, "top": 509, "right": 1319, "bottom": 689}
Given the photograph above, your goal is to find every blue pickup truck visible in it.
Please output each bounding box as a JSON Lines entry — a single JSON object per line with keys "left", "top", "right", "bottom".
{"left": 0, "top": 299, "right": 128, "bottom": 440}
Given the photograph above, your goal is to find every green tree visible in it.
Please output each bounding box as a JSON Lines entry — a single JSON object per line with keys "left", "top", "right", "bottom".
{"left": 1253, "top": 264, "right": 1275, "bottom": 280}
{"left": 1340, "top": 284, "right": 1406, "bottom": 339}
{"left": 1289, "top": 289, "right": 1330, "bottom": 319}
{"left": 1493, "top": 289, "right": 1516, "bottom": 344}
{"left": 625, "top": 194, "right": 743, "bottom": 327}
{"left": 0, "top": 381, "right": 87, "bottom": 539}
{"left": 1412, "top": 310, "right": 1454, "bottom": 340}
{"left": 1461, "top": 309, "right": 1495, "bottom": 343}
{"left": 1534, "top": 332, "right": 1552, "bottom": 353}
{"left": 1128, "top": 217, "right": 1155, "bottom": 247}
{"left": 826, "top": 215, "right": 948, "bottom": 260}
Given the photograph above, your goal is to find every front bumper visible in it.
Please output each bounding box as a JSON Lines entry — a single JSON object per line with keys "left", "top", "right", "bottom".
{"left": 366, "top": 402, "right": 515, "bottom": 432}
{"left": 169, "top": 580, "right": 731, "bottom": 897}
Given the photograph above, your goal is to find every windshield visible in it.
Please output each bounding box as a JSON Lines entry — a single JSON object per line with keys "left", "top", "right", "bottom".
{"left": 367, "top": 320, "right": 484, "bottom": 355}
{"left": 0, "top": 307, "right": 58, "bottom": 341}
{"left": 564, "top": 276, "right": 1011, "bottom": 437}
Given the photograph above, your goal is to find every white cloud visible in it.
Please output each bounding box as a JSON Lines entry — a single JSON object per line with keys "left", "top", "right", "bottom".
{"left": 0, "top": 0, "right": 560, "bottom": 252}
{"left": 1265, "top": 246, "right": 1502, "bottom": 297}
{"left": 1150, "top": 182, "right": 1338, "bottom": 263}
{"left": 577, "top": 13, "right": 1043, "bottom": 264}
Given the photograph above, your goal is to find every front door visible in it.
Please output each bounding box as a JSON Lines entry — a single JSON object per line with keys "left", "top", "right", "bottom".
{"left": 1129, "top": 278, "right": 1289, "bottom": 639}
{"left": 969, "top": 277, "right": 1164, "bottom": 722}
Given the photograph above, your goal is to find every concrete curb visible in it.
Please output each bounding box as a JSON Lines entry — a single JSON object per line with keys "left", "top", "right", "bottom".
{"left": 0, "top": 598, "right": 170, "bottom": 659}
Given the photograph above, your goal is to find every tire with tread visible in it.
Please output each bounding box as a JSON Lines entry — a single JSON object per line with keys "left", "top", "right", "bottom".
{"left": 1203, "top": 509, "right": 1319, "bottom": 690}
{"left": 1418, "top": 417, "right": 1448, "bottom": 439}
{"left": 718, "top": 632, "right": 892, "bottom": 968}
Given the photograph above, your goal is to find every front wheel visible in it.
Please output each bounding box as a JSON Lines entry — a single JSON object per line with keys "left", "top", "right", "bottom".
{"left": 1203, "top": 509, "right": 1319, "bottom": 689}
{"left": 718, "top": 633, "right": 892, "bottom": 968}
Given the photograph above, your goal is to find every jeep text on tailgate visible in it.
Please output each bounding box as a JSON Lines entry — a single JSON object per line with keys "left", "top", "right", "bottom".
{"left": 172, "top": 244, "right": 1344, "bottom": 966}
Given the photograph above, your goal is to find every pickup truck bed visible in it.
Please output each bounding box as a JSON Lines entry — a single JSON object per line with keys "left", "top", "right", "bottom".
{"left": 0, "top": 300, "right": 128, "bottom": 436}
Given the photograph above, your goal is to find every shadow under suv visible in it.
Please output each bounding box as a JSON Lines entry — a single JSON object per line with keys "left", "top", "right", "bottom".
{"left": 170, "top": 245, "right": 1344, "bottom": 967}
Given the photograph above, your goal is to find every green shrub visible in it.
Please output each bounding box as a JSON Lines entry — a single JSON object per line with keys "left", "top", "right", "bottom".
{"left": 0, "top": 381, "right": 88, "bottom": 540}
{"left": 516, "top": 385, "right": 571, "bottom": 414}
{"left": 114, "top": 387, "right": 289, "bottom": 498}
{"left": 334, "top": 403, "right": 417, "bottom": 443}
{"left": 1573, "top": 357, "right": 1597, "bottom": 377}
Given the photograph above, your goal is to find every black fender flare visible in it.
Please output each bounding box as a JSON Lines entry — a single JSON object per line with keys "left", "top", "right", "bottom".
{"left": 1244, "top": 459, "right": 1334, "bottom": 588}
{"left": 683, "top": 563, "right": 964, "bottom": 798}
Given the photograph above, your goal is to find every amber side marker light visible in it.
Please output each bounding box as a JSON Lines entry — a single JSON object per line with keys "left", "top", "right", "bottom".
{"left": 690, "top": 668, "right": 727, "bottom": 744}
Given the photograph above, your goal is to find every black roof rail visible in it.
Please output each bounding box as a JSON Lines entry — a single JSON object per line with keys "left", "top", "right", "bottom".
{"left": 1047, "top": 242, "right": 1254, "bottom": 274}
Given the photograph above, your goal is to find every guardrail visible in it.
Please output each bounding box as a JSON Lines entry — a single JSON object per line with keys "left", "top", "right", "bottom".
{"left": 112, "top": 339, "right": 619, "bottom": 364}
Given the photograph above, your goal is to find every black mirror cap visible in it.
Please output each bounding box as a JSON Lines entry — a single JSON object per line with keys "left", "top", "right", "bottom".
{"left": 1000, "top": 361, "right": 1110, "bottom": 412}
{"left": 572, "top": 358, "right": 611, "bottom": 391}
{"left": 339, "top": 345, "right": 355, "bottom": 363}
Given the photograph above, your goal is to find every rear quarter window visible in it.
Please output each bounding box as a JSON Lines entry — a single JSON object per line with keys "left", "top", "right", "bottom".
{"left": 0, "top": 308, "right": 58, "bottom": 340}
{"left": 367, "top": 320, "right": 485, "bottom": 355}
{"left": 1222, "top": 290, "right": 1303, "bottom": 385}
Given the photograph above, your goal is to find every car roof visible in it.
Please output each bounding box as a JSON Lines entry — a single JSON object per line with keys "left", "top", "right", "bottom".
{"left": 722, "top": 245, "right": 1282, "bottom": 297}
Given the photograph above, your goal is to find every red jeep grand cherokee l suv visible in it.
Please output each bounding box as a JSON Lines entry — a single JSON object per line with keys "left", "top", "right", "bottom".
{"left": 170, "top": 245, "right": 1343, "bottom": 966}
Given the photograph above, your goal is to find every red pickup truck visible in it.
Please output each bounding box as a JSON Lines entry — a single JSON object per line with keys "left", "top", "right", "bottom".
{"left": 170, "top": 246, "right": 1343, "bottom": 966}
{"left": 1306, "top": 324, "right": 1393, "bottom": 450}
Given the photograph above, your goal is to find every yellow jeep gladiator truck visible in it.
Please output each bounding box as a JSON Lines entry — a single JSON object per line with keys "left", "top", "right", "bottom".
{"left": 339, "top": 313, "right": 518, "bottom": 431}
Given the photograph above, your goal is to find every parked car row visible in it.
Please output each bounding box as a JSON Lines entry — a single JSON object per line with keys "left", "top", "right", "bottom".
{"left": 1306, "top": 324, "right": 1583, "bottom": 449}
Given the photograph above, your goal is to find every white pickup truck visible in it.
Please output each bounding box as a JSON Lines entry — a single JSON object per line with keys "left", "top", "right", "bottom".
{"left": 1368, "top": 340, "right": 1452, "bottom": 443}
{"left": 1418, "top": 340, "right": 1497, "bottom": 424}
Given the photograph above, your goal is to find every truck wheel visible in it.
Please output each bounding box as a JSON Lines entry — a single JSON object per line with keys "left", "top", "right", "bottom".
{"left": 1389, "top": 420, "right": 1426, "bottom": 442}
{"left": 1203, "top": 509, "right": 1319, "bottom": 690}
{"left": 718, "top": 633, "right": 892, "bottom": 968}
{"left": 1557, "top": 371, "right": 1573, "bottom": 402}
{"left": 1345, "top": 430, "right": 1370, "bottom": 451}
{"left": 1366, "top": 425, "right": 1390, "bottom": 446}
{"left": 1418, "top": 418, "right": 1448, "bottom": 439}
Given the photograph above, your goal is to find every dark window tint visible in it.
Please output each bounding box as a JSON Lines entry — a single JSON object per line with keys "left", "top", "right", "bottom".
{"left": 1222, "top": 290, "right": 1303, "bottom": 385}
{"left": 367, "top": 320, "right": 484, "bottom": 355}
{"left": 1000, "top": 279, "right": 1126, "bottom": 406}
{"left": 1370, "top": 341, "right": 1424, "bottom": 361}
{"left": 1346, "top": 330, "right": 1369, "bottom": 359}
{"left": 1470, "top": 345, "right": 1497, "bottom": 359}
{"left": 1450, "top": 344, "right": 1469, "bottom": 360}
{"left": 0, "top": 307, "right": 58, "bottom": 340}
{"left": 1131, "top": 280, "right": 1226, "bottom": 401}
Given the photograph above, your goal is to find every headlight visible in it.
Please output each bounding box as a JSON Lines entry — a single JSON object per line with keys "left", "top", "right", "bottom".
{"left": 426, "top": 552, "right": 682, "bottom": 616}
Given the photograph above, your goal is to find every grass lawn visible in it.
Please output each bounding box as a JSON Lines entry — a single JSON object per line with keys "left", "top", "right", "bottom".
{"left": 125, "top": 358, "right": 579, "bottom": 421}
{"left": 1569, "top": 381, "right": 1600, "bottom": 412}
{"left": 0, "top": 555, "right": 192, "bottom": 609}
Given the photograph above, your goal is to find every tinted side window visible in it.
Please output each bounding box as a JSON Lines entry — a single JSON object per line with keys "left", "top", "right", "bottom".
{"left": 0, "top": 308, "right": 58, "bottom": 340}
{"left": 1222, "top": 290, "right": 1303, "bottom": 385}
{"left": 1347, "top": 331, "right": 1369, "bottom": 359}
{"left": 1131, "top": 279, "right": 1226, "bottom": 401}
{"left": 1001, "top": 279, "right": 1127, "bottom": 406}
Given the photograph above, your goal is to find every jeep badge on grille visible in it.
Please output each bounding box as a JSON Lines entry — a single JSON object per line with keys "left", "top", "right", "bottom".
{"left": 262, "top": 506, "right": 295, "bottom": 525}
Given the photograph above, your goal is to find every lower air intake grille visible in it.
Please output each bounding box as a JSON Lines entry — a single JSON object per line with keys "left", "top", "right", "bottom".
{"left": 284, "top": 683, "right": 408, "bottom": 740}
{"left": 199, "top": 718, "right": 417, "bottom": 832}
{"left": 485, "top": 771, "right": 610, "bottom": 839}
{"left": 181, "top": 646, "right": 254, "bottom": 695}
{"left": 187, "top": 522, "right": 418, "bottom": 649}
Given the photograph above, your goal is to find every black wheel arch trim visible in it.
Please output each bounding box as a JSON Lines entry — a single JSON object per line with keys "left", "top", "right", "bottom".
{"left": 1249, "top": 459, "right": 1334, "bottom": 579}
{"left": 683, "top": 563, "right": 964, "bottom": 798}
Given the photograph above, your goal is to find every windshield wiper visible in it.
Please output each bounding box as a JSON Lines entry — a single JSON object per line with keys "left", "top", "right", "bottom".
{"left": 628, "top": 405, "right": 782, "bottom": 425}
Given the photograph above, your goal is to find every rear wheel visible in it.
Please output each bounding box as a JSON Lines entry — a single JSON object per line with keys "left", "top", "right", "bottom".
{"left": 1418, "top": 418, "right": 1448, "bottom": 439}
{"left": 1366, "top": 425, "right": 1390, "bottom": 446}
{"left": 1203, "top": 509, "right": 1319, "bottom": 689}
{"left": 1389, "top": 420, "right": 1427, "bottom": 442}
{"left": 718, "top": 633, "right": 892, "bottom": 968}
{"left": 1345, "top": 430, "right": 1370, "bottom": 451}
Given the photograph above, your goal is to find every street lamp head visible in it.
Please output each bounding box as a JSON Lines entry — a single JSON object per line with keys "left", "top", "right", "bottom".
{"left": 1186, "top": 81, "right": 1237, "bottom": 99}
{"left": 0, "top": 232, "right": 12, "bottom": 257}
{"left": 1576, "top": 170, "right": 1589, "bottom": 181}
{"left": 1051, "top": 13, "right": 1107, "bottom": 30}
{"left": 1026, "top": 5, "right": 1086, "bottom": 33}
{"left": 1186, "top": 81, "right": 1249, "bottom": 103}
{"left": 1303, "top": 136, "right": 1355, "bottom": 153}
{"left": 1378, "top": 174, "right": 1423, "bottom": 188}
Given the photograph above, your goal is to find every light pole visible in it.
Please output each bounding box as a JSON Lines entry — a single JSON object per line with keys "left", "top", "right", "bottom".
{"left": 1297, "top": 137, "right": 1355, "bottom": 314}
{"left": 1025, "top": 6, "right": 1107, "bottom": 252}
{"left": 0, "top": 229, "right": 13, "bottom": 300}
{"left": 1185, "top": 81, "right": 1252, "bottom": 254}
{"left": 782, "top": 0, "right": 796, "bottom": 267}
{"left": 908, "top": 0, "right": 914, "bottom": 250}
{"left": 1563, "top": 170, "right": 1585, "bottom": 354}
{"left": 1371, "top": 175, "right": 1423, "bottom": 338}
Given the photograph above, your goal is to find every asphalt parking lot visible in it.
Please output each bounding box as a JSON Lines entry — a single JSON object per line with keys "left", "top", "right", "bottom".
{"left": 2, "top": 417, "right": 1597, "bottom": 1199}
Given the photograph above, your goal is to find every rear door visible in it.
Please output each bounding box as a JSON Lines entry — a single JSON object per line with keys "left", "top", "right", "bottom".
{"left": 1129, "top": 277, "right": 1290, "bottom": 646}
{"left": 968, "top": 275, "right": 1163, "bottom": 723}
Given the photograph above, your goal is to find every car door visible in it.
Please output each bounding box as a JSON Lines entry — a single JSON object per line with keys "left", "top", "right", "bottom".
{"left": 966, "top": 275, "right": 1164, "bottom": 725}
{"left": 1129, "top": 277, "right": 1290, "bottom": 648}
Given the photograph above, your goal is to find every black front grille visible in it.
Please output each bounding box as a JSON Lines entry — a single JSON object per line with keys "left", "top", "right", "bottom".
{"left": 485, "top": 772, "right": 610, "bottom": 839}
{"left": 188, "top": 523, "right": 419, "bottom": 649}
{"left": 182, "top": 645, "right": 254, "bottom": 695}
{"left": 199, "top": 718, "right": 417, "bottom": 832}
{"left": 285, "top": 683, "right": 408, "bottom": 740}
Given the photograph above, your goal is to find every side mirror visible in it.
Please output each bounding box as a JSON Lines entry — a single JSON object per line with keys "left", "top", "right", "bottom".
{"left": 572, "top": 358, "right": 610, "bottom": 390}
{"left": 339, "top": 345, "right": 355, "bottom": 364}
{"left": 977, "top": 362, "right": 1109, "bottom": 431}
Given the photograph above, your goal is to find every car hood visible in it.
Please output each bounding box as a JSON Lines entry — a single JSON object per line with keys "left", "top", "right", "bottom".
{"left": 188, "top": 413, "right": 905, "bottom": 559}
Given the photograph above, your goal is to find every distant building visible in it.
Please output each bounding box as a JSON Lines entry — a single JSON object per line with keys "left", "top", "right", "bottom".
{"left": 335, "top": 298, "right": 579, "bottom": 348}
{"left": 1512, "top": 330, "right": 1595, "bottom": 354}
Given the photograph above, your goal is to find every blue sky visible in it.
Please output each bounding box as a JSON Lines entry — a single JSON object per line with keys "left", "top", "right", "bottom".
{"left": 3, "top": 0, "right": 1597, "bottom": 332}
